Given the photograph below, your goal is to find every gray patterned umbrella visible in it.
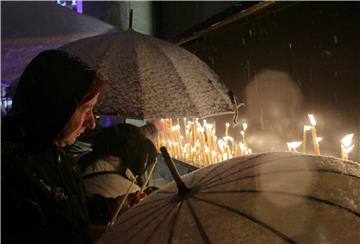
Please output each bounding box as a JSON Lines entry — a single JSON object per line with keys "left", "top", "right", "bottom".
{"left": 97, "top": 151, "right": 360, "bottom": 243}
{"left": 60, "top": 30, "right": 235, "bottom": 120}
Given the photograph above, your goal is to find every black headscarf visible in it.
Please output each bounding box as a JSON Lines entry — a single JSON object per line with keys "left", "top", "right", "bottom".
{"left": 4, "top": 49, "right": 106, "bottom": 152}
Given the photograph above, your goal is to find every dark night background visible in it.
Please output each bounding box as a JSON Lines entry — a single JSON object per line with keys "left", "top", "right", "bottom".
{"left": 179, "top": 2, "right": 360, "bottom": 161}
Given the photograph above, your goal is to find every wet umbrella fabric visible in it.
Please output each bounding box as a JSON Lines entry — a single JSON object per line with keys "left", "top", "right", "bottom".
{"left": 61, "top": 30, "right": 234, "bottom": 120}
{"left": 98, "top": 152, "right": 360, "bottom": 243}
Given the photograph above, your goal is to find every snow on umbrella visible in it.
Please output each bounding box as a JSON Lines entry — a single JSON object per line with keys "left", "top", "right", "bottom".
{"left": 98, "top": 149, "right": 360, "bottom": 243}
{"left": 60, "top": 30, "right": 235, "bottom": 120}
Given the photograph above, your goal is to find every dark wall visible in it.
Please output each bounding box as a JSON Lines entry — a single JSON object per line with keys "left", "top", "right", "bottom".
{"left": 182, "top": 2, "right": 360, "bottom": 160}
{"left": 157, "top": 1, "right": 238, "bottom": 40}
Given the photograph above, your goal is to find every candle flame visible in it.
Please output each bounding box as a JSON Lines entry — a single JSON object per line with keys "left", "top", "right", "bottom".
{"left": 239, "top": 142, "right": 246, "bottom": 151}
{"left": 287, "top": 141, "right": 303, "bottom": 150}
{"left": 304, "top": 125, "right": 312, "bottom": 131}
{"left": 242, "top": 123, "right": 248, "bottom": 131}
{"left": 240, "top": 131, "right": 245, "bottom": 137}
{"left": 308, "top": 114, "right": 317, "bottom": 126}
{"left": 341, "top": 133, "right": 354, "bottom": 147}
{"left": 223, "top": 136, "right": 234, "bottom": 142}
{"left": 316, "top": 137, "right": 323, "bottom": 142}
{"left": 344, "top": 144, "right": 354, "bottom": 154}
{"left": 225, "top": 123, "right": 230, "bottom": 127}
{"left": 206, "top": 124, "right": 214, "bottom": 130}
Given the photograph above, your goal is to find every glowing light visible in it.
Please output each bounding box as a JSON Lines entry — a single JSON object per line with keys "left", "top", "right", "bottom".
{"left": 341, "top": 133, "right": 354, "bottom": 147}
{"left": 242, "top": 123, "right": 248, "bottom": 131}
{"left": 308, "top": 114, "right": 317, "bottom": 126}
{"left": 344, "top": 144, "right": 354, "bottom": 154}
{"left": 304, "top": 125, "right": 312, "bottom": 131}
{"left": 76, "top": 0, "right": 83, "bottom": 14}
{"left": 287, "top": 141, "right": 302, "bottom": 151}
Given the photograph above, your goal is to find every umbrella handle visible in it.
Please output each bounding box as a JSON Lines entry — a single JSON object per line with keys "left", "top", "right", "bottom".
{"left": 160, "top": 146, "right": 190, "bottom": 196}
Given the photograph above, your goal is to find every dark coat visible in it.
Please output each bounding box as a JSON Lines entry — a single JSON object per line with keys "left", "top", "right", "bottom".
{"left": 2, "top": 129, "right": 92, "bottom": 243}
{"left": 1, "top": 50, "right": 106, "bottom": 243}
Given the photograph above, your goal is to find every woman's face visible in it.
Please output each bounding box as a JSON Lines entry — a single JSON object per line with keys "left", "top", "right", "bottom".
{"left": 54, "top": 93, "right": 99, "bottom": 147}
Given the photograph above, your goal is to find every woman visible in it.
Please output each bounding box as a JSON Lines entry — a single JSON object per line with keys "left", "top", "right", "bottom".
{"left": 2, "top": 49, "right": 108, "bottom": 243}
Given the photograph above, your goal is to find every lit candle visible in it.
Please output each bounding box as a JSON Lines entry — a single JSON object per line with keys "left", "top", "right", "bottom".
{"left": 225, "top": 123, "right": 230, "bottom": 137}
{"left": 308, "top": 114, "right": 320, "bottom": 155}
{"left": 302, "top": 125, "right": 312, "bottom": 153}
{"left": 108, "top": 176, "right": 138, "bottom": 227}
{"left": 239, "top": 142, "right": 246, "bottom": 155}
{"left": 241, "top": 122, "right": 248, "bottom": 146}
{"left": 340, "top": 133, "right": 354, "bottom": 160}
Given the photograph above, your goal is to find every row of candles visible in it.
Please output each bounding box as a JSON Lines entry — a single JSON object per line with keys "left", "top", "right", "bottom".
{"left": 286, "top": 114, "right": 354, "bottom": 160}
{"left": 154, "top": 118, "right": 251, "bottom": 168}
{"left": 154, "top": 114, "right": 355, "bottom": 167}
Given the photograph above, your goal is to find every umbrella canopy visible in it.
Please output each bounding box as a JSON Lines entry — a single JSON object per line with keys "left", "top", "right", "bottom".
{"left": 98, "top": 152, "right": 360, "bottom": 243}
{"left": 60, "top": 30, "right": 235, "bottom": 120}
{"left": 1, "top": 1, "right": 117, "bottom": 83}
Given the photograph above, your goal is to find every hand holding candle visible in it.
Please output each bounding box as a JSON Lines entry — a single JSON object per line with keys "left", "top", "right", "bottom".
{"left": 108, "top": 176, "right": 138, "bottom": 227}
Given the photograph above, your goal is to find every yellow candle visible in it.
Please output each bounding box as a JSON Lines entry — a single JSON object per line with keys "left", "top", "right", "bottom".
{"left": 340, "top": 133, "right": 354, "bottom": 160}
{"left": 108, "top": 176, "right": 138, "bottom": 227}
{"left": 242, "top": 122, "right": 248, "bottom": 147}
{"left": 308, "top": 114, "right": 320, "bottom": 155}
{"left": 225, "top": 123, "right": 230, "bottom": 137}
{"left": 311, "top": 127, "right": 320, "bottom": 155}
{"left": 240, "top": 131, "right": 246, "bottom": 147}
{"left": 341, "top": 144, "right": 348, "bottom": 160}
{"left": 302, "top": 125, "right": 312, "bottom": 153}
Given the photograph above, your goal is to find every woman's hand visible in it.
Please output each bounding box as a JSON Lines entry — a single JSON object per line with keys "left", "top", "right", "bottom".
{"left": 128, "top": 191, "right": 147, "bottom": 207}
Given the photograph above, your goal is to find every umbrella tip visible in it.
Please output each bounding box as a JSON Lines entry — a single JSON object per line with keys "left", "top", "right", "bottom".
{"left": 129, "top": 9, "right": 133, "bottom": 30}
{"left": 160, "top": 146, "right": 190, "bottom": 196}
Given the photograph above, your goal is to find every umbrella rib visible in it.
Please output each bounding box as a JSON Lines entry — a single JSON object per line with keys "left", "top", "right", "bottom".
{"left": 125, "top": 203, "right": 177, "bottom": 243}
{"left": 198, "top": 190, "right": 360, "bottom": 217}
{"left": 144, "top": 202, "right": 182, "bottom": 244}
{"left": 192, "top": 196, "right": 297, "bottom": 244}
{"left": 200, "top": 168, "right": 360, "bottom": 191}
{"left": 115, "top": 202, "right": 177, "bottom": 243}
{"left": 194, "top": 166, "right": 221, "bottom": 186}
{"left": 186, "top": 199, "right": 211, "bottom": 244}
{"left": 147, "top": 37, "right": 201, "bottom": 118}
{"left": 168, "top": 200, "right": 184, "bottom": 244}
{"left": 199, "top": 154, "right": 295, "bottom": 187}
{"left": 117, "top": 195, "right": 174, "bottom": 226}
{"left": 194, "top": 154, "right": 266, "bottom": 187}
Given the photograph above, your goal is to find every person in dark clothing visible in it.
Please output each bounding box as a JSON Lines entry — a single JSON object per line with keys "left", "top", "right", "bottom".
{"left": 1, "top": 49, "right": 109, "bottom": 243}
{"left": 78, "top": 124, "right": 158, "bottom": 225}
